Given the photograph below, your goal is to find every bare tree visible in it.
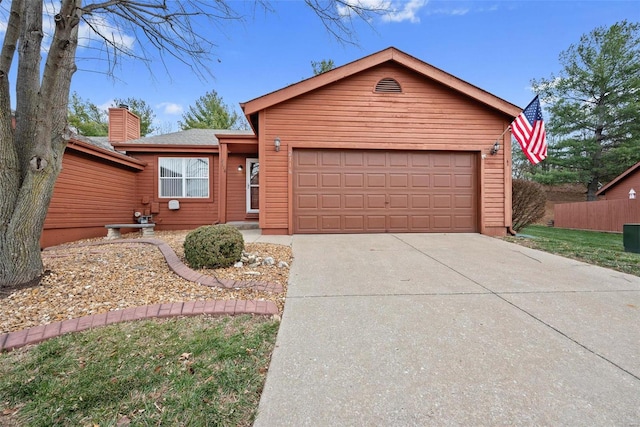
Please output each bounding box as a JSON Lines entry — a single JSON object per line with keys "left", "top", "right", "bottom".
{"left": 0, "top": 0, "right": 388, "bottom": 289}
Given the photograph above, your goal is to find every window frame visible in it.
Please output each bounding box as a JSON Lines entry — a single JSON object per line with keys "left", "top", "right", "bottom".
{"left": 158, "top": 157, "right": 210, "bottom": 199}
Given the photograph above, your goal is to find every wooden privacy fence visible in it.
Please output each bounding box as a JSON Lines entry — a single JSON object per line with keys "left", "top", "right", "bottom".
{"left": 554, "top": 199, "right": 640, "bottom": 233}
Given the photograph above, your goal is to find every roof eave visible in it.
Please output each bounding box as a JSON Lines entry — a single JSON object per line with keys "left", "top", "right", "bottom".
{"left": 112, "top": 143, "right": 220, "bottom": 153}
{"left": 67, "top": 138, "right": 146, "bottom": 170}
{"left": 596, "top": 160, "right": 640, "bottom": 196}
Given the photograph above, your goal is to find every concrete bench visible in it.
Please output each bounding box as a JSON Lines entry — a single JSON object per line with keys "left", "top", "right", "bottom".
{"left": 105, "top": 223, "right": 155, "bottom": 239}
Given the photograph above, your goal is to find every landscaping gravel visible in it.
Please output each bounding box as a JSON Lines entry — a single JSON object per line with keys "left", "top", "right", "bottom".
{"left": 0, "top": 231, "right": 292, "bottom": 334}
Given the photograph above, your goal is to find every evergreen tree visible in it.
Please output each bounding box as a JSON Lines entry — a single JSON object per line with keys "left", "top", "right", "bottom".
{"left": 311, "top": 59, "right": 335, "bottom": 75}
{"left": 68, "top": 92, "right": 108, "bottom": 136}
{"left": 113, "top": 97, "right": 157, "bottom": 136}
{"left": 179, "top": 90, "right": 246, "bottom": 130}
{"left": 532, "top": 21, "right": 640, "bottom": 200}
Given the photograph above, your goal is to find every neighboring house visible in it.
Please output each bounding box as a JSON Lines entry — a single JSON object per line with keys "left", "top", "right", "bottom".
{"left": 596, "top": 160, "right": 640, "bottom": 200}
{"left": 42, "top": 47, "right": 521, "bottom": 247}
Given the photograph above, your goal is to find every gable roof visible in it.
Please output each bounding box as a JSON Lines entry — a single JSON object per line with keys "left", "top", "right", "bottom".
{"left": 241, "top": 47, "right": 522, "bottom": 118}
{"left": 596, "top": 160, "right": 640, "bottom": 196}
{"left": 116, "top": 129, "right": 254, "bottom": 146}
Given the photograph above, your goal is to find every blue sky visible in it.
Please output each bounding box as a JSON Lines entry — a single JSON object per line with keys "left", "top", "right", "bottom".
{"left": 10, "top": 1, "right": 640, "bottom": 132}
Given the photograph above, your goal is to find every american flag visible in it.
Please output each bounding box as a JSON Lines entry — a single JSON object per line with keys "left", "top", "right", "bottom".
{"left": 511, "top": 96, "right": 547, "bottom": 164}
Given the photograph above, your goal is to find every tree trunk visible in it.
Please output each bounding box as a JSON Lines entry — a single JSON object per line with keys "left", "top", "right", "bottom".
{"left": 0, "top": 0, "right": 80, "bottom": 289}
{"left": 586, "top": 179, "right": 600, "bottom": 201}
{"left": 0, "top": 152, "right": 63, "bottom": 287}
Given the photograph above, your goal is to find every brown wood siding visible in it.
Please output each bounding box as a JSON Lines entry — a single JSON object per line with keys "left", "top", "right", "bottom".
{"left": 108, "top": 108, "right": 140, "bottom": 142}
{"left": 42, "top": 150, "right": 139, "bottom": 247}
{"left": 261, "top": 63, "right": 509, "bottom": 233}
{"left": 554, "top": 199, "right": 640, "bottom": 232}
{"left": 130, "top": 153, "right": 218, "bottom": 230}
{"left": 604, "top": 172, "right": 640, "bottom": 200}
{"left": 226, "top": 154, "right": 250, "bottom": 221}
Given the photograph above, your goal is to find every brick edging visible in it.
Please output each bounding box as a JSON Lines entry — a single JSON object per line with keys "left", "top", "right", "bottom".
{"left": 0, "top": 299, "right": 278, "bottom": 353}
{"left": 44, "top": 238, "right": 283, "bottom": 293}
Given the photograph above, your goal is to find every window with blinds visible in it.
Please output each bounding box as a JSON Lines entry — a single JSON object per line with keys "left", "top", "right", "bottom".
{"left": 159, "top": 157, "right": 209, "bottom": 198}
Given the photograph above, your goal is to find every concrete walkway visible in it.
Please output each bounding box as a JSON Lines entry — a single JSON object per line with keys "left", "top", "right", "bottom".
{"left": 254, "top": 233, "right": 640, "bottom": 426}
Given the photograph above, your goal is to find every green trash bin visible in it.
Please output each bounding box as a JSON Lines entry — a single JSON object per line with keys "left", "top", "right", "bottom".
{"left": 623, "top": 224, "right": 640, "bottom": 253}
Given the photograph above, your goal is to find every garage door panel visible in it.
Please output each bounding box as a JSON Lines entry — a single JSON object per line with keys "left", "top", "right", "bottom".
{"left": 412, "top": 195, "right": 430, "bottom": 209}
{"left": 455, "top": 194, "right": 473, "bottom": 209}
{"left": 321, "top": 194, "right": 340, "bottom": 209}
{"left": 298, "top": 194, "right": 318, "bottom": 209}
{"left": 293, "top": 150, "right": 477, "bottom": 233}
{"left": 344, "top": 216, "right": 365, "bottom": 231}
{"left": 433, "top": 195, "right": 452, "bottom": 209}
{"left": 344, "top": 151, "right": 364, "bottom": 166}
{"left": 389, "top": 152, "right": 409, "bottom": 167}
{"left": 389, "top": 174, "right": 408, "bottom": 187}
{"left": 321, "top": 216, "right": 341, "bottom": 231}
{"left": 321, "top": 151, "right": 341, "bottom": 166}
{"left": 454, "top": 215, "right": 474, "bottom": 229}
{"left": 367, "top": 216, "right": 386, "bottom": 231}
{"left": 411, "top": 152, "right": 430, "bottom": 167}
{"left": 344, "top": 173, "right": 364, "bottom": 188}
{"left": 297, "top": 151, "right": 319, "bottom": 166}
{"left": 433, "top": 156, "right": 452, "bottom": 167}
{"left": 455, "top": 154, "right": 473, "bottom": 167}
{"left": 433, "top": 216, "right": 452, "bottom": 229}
{"left": 367, "top": 194, "right": 386, "bottom": 208}
{"left": 322, "top": 174, "right": 341, "bottom": 187}
{"left": 297, "top": 216, "right": 318, "bottom": 232}
{"left": 297, "top": 173, "right": 318, "bottom": 187}
{"left": 412, "top": 174, "right": 430, "bottom": 187}
{"left": 433, "top": 174, "right": 451, "bottom": 187}
{"left": 345, "top": 194, "right": 364, "bottom": 209}
{"left": 367, "top": 174, "right": 386, "bottom": 187}
{"left": 455, "top": 174, "right": 473, "bottom": 188}
{"left": 389, "top": 215, "right": 409, "bottom": 230}
{"left": 389, "top": 194, "right": 409, "bottom": 209}
{"left": 411, "top": 215, "right": 429, "bottom": 229}
{"left": 367, "top": 152, "right": 386, "bottom": 166}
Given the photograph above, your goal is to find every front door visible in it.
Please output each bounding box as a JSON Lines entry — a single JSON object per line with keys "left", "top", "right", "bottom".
{"left": 246, "top": 158, "right": 259, "bottom": 213}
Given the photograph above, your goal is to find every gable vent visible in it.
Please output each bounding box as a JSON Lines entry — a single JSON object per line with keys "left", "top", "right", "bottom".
{"left": 375, "top": 78, "right": 402, "bottom": 93}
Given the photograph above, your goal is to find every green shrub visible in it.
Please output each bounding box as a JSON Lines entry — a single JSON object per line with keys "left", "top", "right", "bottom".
{"left": 512, "top": 179, "right": 547, "bottom": 232}
{"left": 183, "top": 225, "right": 244, "bottom": 269}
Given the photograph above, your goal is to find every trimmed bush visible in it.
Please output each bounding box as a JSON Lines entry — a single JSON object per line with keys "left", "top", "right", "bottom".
{"left": 512, "top": 179, "right": 547, "bottom": 232}
{"left": 183, "top": 224, "right": 244, "bottom": 269}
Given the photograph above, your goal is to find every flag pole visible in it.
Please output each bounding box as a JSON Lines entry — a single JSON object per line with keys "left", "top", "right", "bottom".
{"left": 490, "top": 126, "right": 511, "bottom": 154}
{"left": 495, "top": 126, "right": 511, "bottom": 142}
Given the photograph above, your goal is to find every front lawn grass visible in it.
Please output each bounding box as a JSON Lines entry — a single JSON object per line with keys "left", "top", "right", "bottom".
{"left": 507, "top": 225, "right": 640, "bottom": 277}
{"left": 0, "top": 315, "right": 278, "bottom": 427}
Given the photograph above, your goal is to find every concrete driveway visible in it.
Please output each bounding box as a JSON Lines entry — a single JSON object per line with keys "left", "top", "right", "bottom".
{"left": 253, "top": 233, "right": 640, "bottom": 426}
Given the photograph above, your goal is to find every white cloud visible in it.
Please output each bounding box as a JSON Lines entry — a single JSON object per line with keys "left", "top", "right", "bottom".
{"left": 337, "top": 0, "right": 392, "bottom": 18}
{"left": 98, "top": 100, "right": 114, "bottom": 111}
{"left": 157, "top": 102, "right": 183, "bottom": 115}
{"left": 382, "top": 0, "right": 428, "bottom": 23}
{"left": 425, "top": 7, "right": 469, "bottom": 16}
{"left": 338, "top": 0, "right": 429, "bottom": 24}
{"left": 78, "top": 15, "right": 135, "bottom": 53}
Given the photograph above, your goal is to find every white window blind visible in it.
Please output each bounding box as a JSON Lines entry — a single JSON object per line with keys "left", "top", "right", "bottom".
{"left": 159, "top": 158, "right": 209, "bottom": 198}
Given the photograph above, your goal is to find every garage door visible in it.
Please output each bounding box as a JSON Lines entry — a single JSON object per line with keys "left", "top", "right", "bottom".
{"left": 293, "top": 149, "right": 477, "bottom": 233}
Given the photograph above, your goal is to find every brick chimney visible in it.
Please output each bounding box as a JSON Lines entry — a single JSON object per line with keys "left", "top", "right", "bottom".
{"left": 108, "top": 105, "right": 141, "bottom": 143}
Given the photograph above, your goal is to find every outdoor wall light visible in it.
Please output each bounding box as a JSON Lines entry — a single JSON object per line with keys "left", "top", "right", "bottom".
{"left": 490, "top": 141, "right": 500, "bottom": 155}
{"left": 238, "top": 164, "right": 243, "bottom": 172}
{"left": 630, "top": 188, "right": 636, "bottom": 199}
{"left": 274, "top": 137, "right": 281, "bottom": 152}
